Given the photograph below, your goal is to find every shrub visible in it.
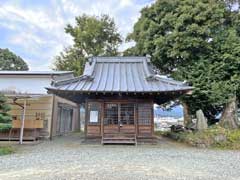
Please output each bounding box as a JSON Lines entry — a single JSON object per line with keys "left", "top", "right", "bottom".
{"left": 164, "top": 125, "right": 240, "bottom": 149}
{"left": 0, "top": 123, "right": 12, "bottom": 132}
{"left": 0, "top": 93, "right": 12, "bottom": 132}
{"left": 0, "top": 146, "right": 14, "bottom": 156}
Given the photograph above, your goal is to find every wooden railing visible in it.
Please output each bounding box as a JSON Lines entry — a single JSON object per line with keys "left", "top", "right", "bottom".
{"left": 12, "top": 120, "right": 44, "bottom": 129}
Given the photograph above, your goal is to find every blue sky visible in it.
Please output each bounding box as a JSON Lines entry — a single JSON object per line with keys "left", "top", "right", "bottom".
{"left": 0, "top": 0, "right": 153, "bottom": 70}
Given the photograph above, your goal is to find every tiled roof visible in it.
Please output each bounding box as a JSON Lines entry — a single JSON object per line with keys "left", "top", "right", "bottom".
{"left": 48, "top": 56, "right": 192, "bottom": 93}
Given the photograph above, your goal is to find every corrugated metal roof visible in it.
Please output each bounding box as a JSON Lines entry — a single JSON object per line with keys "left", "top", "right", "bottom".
{"left": 48, "top": 56, "right": 192, "bottom": 93}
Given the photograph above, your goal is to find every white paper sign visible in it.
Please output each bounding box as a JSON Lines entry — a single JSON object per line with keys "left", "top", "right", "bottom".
{"left": 90, "top": 111, "right": 98, "bottom": 123}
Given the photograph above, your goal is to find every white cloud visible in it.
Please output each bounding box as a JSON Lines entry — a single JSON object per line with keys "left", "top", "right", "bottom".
{"left": 0, "top": 0, "right": 153, "bottom": 70}
{"left": 119, "top": 0, "right": 134, "bottom": 7}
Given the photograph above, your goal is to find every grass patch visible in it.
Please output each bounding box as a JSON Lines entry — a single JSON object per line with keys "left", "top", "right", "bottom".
{"left": 0, "top": 146, "right": 14, "bottom": 156}
{"left": 155, "top": 130, "right": 169, "bottom": 136}
{"left": 162, "top": 125, "right": 240, "bottom": 149}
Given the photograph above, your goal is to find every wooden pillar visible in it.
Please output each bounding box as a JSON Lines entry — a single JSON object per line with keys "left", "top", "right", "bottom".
{"left": 151, "top": 100, "right": 154, "bottom": 136}
{"left": 118, "top": 102, "right": 121, "bottom": 132}
{"left": 77, "top": 104, "right": 81, "bottom": 131}
{"left": 101, "top": 102, "right": 104, "bottom": 137}
{"left": 134, "top": 101, "right": 138, "bottom": 137}
{"left": 84, "top": 100, "right": 88, "bottom": 137}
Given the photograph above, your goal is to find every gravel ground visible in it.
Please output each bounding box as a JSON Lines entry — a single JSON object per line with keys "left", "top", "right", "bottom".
{"left": 0, "top": 133, "right": 240, "bottom": 180}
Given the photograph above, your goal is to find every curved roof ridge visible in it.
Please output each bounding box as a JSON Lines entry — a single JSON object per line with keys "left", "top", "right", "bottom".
{"left": 153, "top": 75, "right": 190, "bottom": 87}
{"left": 53, "top": 75, "right": 93, "bottom": 87}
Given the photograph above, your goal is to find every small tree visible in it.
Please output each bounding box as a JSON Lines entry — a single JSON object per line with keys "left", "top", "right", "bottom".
{"left": 0, "top": 94, "right": 11, "bottom": 132}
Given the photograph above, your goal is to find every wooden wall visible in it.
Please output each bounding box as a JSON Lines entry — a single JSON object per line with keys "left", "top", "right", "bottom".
{"left": 85, "top": 99, "right": 154, "bottom": 138}
{"left": 87, "top": 125, "right": 101, "bottom": 137}
{"left": 8, "top": 96, "right": 53, "bottom": 138}
{"left": 138, "top": 125, "right": 152, "bottom": 136}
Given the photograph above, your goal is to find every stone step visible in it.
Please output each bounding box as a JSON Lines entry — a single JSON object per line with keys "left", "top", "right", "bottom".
{"left": 103, "top": 137, "right": 135, "bottom": 140}
{"left": 102, "top": 134, "right": 136, "bottom": 145}
{"left": 102, "top": 140, "right": 136, "bottom": 144}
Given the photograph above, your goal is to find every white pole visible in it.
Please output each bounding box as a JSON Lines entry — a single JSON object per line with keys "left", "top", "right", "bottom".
{"left": 19, "top": 99, "right": 27, "bottom": 145}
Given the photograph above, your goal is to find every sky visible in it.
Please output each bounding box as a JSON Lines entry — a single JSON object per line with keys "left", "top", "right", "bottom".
{"left": 0, "top": 0, "right": 153, "bottom": 71}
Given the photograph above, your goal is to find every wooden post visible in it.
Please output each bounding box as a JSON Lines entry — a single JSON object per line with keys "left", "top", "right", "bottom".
{"left": 101, "top": 102, "right": 104, "bottom": 138}
{"left": 84, "top": 100, "right": 88, "bottom": 138}
{"left": 77, "top": 104, "right": 81, "bottom": 131}
{"left": 135, "top": 100, "right": 139, "bottom": 137}
{"left": 118, "top": 103, "right": 121, "bottom": 133}
{"left": 151, "top": 100, "right": 154, "bottom": 137}
{"left": 19, "top": 99, "right": 27, "bottom": 144}
{"left": 134, "top": 102, "right": 137, "bottom": 145}
{"left": 134, "top": 102, "right": 137, "bottom": 136}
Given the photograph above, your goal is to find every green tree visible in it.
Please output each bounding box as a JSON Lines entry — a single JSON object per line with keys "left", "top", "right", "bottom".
{"left": 127, "top": 0, "right": 227, "bottom": 73}
{"left": 54, "top": 47, "right": 86, "bottom": 76}
{"left": 54, "top": 14, "right": 122, "bottom": 76}
{"left": 0, "top": 94, "right": 11, "bottom": 132}
{"left": 127, "top": 0, "right": 240, "bottom": 128}
{"left": 0, "top": 48, "right": 29, "bottom": 71}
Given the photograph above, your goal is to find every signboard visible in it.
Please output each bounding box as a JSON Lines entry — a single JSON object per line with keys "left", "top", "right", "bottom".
{"left": 90, "top": 111, "right": 98, "bottom": 123}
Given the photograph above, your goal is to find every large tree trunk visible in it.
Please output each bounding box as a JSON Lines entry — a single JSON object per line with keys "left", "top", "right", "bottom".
{"left": 182, "top": 102, "right": 192, "bottom": 127}
{"left": 219, "top": 96, "right": 239, "bottom": 129}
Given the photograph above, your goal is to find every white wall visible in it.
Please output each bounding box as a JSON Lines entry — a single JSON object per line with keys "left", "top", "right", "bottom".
{"left": 0, "top": 76, "right": 52, "bottom": 94}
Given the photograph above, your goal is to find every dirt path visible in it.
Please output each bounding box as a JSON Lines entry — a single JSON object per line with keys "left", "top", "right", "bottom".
{"left": 0, "top": 133, "right": 239, "bottom": 180}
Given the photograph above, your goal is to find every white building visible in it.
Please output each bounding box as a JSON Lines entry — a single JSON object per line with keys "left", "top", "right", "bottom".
{"left": 0, "top": 71, "right": 80, "bottom": 141}
{"left": 0, "top": 71, "right": 73, "bottom": 94}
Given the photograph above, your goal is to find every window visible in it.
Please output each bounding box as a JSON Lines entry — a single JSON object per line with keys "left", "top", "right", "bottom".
{"left": 120, "top": 104, "right": 134, "bottom": 125}
{"left": 104, "top": 103, "right": 118, "bottom": 125}
{"left": 104, "top": 103, "right": 135, "bottom": 125}
{"left": 138, "top": 103, "right": 152, "bottom": 125}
